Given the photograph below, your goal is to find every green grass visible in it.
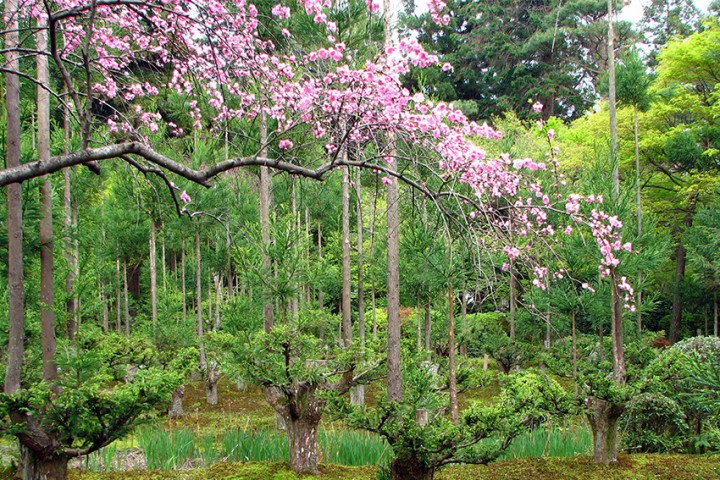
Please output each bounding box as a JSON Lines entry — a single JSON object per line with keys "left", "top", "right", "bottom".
{"left": 501, "top": 423, "right": 592, "bottom": 459}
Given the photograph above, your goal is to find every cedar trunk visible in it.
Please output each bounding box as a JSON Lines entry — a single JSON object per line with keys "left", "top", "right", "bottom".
{"left": 168, "top": 386, "right": 185, "bottom": 418}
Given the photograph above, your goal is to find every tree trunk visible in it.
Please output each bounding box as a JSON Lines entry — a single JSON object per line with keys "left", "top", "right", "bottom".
{"left": 101, "top": 289, "right": 109, "bottom": 333}
{"left": 149, "top": 218, "right": 158, "bottom": 337}
{"left": 390, "top": 455, "right": 434, "bottom": 480}
{"left": 317, "top": 219, "right": 324, "bottom": 310}
{"left": 263, "top": 387, "right": 322, "bottom": 474}
{"left": 205, "top": 364, "right": 220, "bottom": 405}
{"left": 37, "top": 17, "right": 56, "bottom": 382}
{"left": 214, "top": 274, "right": 222, "bottom": 331}
{"left": 356, "top": 167, "right": 366, "bottom": 344}
{"left": 63, "top": 96, "right": 78, "bottom": 343}
{"left": 341, "top": 165, "right": 352, "bottom": 348}
{"left": 448, "top": 279, "right": 458, "bottom": 423}
{"left": 386, "top": 172, "right": 402, "bottom": 403}
{"left": 417, "top": 295, "right": 423, "bottom": 351}
{"left": 588, "top": 398, "right": 624, "bottom": 464}
{"left": 572, "top": 310, "right": 578, "bottom": 394}
{"left": 260, "top": 116, "right": 274, "bottom": 333}
{"left": 115, "top": 258, "right": 121, "bottom": 332}
{"left": 424, "top": 300, "right": 432, "bottom": 352}
{"left": 714, "top": 290, "right": 718, "bottom": 337}
{"left": 20, "top": 448, "right": 70, "bottom": 480}
{"left": 168, "top": 386, "right": 185, "bottom": 419}
{"left": 460, "top": 281, "right": 467, "bottom": 356}
{"left": 181, "top": 238, "right": 187, "bottom": 322}
{"left": 509, "top": 257, "right": 517, "bottom": 340}
{"left": 197, "top": 224, "right": 206, "bottom": 370}
{"left": 352, "top": 172, "right": 365, "bottom": 407}
{"left": 670, "top": 240, "right": 687, "bottom": 344}
{"left": 123, "top": 260, "right": 131, "bottom": 336}
{"left": 287, "top": 417, "right": 320, "bottom": 474}
{"left": 4, "top": 0, "right": 24, "bottom": 396}
{"left": 610, "top": 270, "right": 626, "bottom": 383}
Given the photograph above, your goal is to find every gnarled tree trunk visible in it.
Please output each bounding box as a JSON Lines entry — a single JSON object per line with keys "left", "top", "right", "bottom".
{"left": 263, "top": 386, "right": 323, "bottom": 474}
{"left": 21, "top": 448, "right": 70, "bottom": 480}
{"left": 168, "top": 386, "right": 185, "bottom": 419}
{"left": 390, "top": 455, "right": 434, "bottom": 480}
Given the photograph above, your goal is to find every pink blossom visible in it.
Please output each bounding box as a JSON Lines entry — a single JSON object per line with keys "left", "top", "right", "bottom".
{"left": 547, "top": 129, "right": 555, "bottom": 140}
{"left": 180, "top": 191, "right": 192, "bottom": 204}
{"left": 532, "top": 101, "right": 543, "bottom": 113}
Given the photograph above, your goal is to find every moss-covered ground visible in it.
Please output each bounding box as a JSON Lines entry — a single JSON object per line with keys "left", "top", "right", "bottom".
{"left": 56, "top": 455, "right": 720, "bottom": 480}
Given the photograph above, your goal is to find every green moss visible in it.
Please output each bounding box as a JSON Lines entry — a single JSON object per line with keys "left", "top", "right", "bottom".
{"left": 69, "top": 455, "right": 720, "bottom": 480}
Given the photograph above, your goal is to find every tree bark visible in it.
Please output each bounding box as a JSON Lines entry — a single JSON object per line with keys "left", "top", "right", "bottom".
{"left": 341, "top": 166, "right": 353, "bottom": 348}
{"left": 205, "top": 363, "right": 220, "bottom": 405}
{"left": 181, "top": 238, "right": 187, "bottom": 322}
{"left": 610, "top": 270, "right": 626, "bottom": 383}
{"left": 260, "top": 116, "right": 274, "bottom": 333}
{"left": 123, "top": 260, "right": 131, "bottom": 336}
{"left": 424, "top": 300, "right": 432, "bottom": 352}
{"left": 448, "top": 279, "right": 458, "bottom": 423}
{"left": 197, "top": 224, "right": 206, "bottom": 370}
{"left": 588, "top": 398, "right": 624, "bottom": 464}
{"left": 263, "top": 387, "right": 322, "bottom": 474}
{"left": 670, "top": 236, "right": 689, "bottom": 343}
{"left": 168, "top": 386, "right": 185, "bottom": 419}
{"left": 149, "top": 217, "right": 158, "bottom": 337}
{"left": 20, "top": 448, "right": 70, "bottom": 480}
{"left": 37, "top": 16, "right": 57, "bottom": 382}
{"left": 386, "top": 172, "right": 401, "bottom": 403}
{"left": 115, "top": 257, "right": 121, "bottom": 332}
{"left": 390, "top": 455, "right": 435, "bottom": 480}
{"left": 352, "top": 167, "right": 366, "bottom": 405}
{"left": 4, "top": 0, "right": 24, "bottom": 396}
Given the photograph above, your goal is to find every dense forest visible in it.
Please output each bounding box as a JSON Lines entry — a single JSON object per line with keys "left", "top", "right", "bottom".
{"left": 1, "top": 1, "right": 720, "bottom": 479}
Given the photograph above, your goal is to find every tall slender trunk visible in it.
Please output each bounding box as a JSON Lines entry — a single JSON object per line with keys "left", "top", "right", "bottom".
{"left": 4, "top": 0, "right": 23, "bottom": 396}
{"left": 417, "top": 295, "right": 423, "bottom": 351}
{"left": 260, "top": 116, "right": 274, "bottom": 333}
{"left": 197, "top": 224, "right": 206, "bottom": 370}
{"left": 102, "top": 288, "right": 109, "bottom": 333}
{"left": 572, "top": 310, "right": 578, "bottom": 394}
{"left": 714, "top": 290, "right": 718, "bottom": 337}
{"left": 149, "top": 218, "right": 158, "bottom": 337}
{"left": 214, "top": 274, "right": 222, "bottom": 331}
{"left": 460, "top": 280, "right": 467, "bottom": 356}
{"left": 356, "top": 168, "right": 366, "bottom": 343}
{"left": 341, "top": 166, "right": 352, "bottom": 348}
{"left": 386, "top": 172, "right": 401, "bottom": 403}
{"left": 38, "top": 16, "right": 57, "bottom": 381}
{"left": 115, "top": 258, "right": 121, "bottom": 332}
{"left": 123, "top": 260, "right": 130, "bottom": 335}
{"left": 161, "top": 232, "right": 167, "bottom": 294}
{"left": 610, "top": 269, "right": 626, "bottom": 383}
{"left": 424, "top": 300, "right": 432, "bottom": 352}
{"left": 317, "top": 219, "right": 324, "bottom": 309}
{"left": 181, "top": 238, "right": 187, "bottom": 322}
{"left": 63, "top": 94, "right": 78, "bottom": 340}
{"left": 448, "top": 277, "right": 458, "bottom": 423}
{"left": 670, "top": 201, "right": 696, "bottom": 343}
{"left": 21, "top": 450, "right": 70, "bottom": 480}
{"left": 509, "top": 258, "right": 517, "bottom": 340}
{"left": 291, "top": 178, "right": 299, "bottom": 321}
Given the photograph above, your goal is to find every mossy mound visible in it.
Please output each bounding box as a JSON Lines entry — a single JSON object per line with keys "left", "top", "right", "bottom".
{"left": 436, "top": 454, "right": 720, "bottom": 480}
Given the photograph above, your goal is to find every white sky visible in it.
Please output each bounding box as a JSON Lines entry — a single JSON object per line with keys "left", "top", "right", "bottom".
{"left": 620, "top": 0, "right": 713, "bottom": 22}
